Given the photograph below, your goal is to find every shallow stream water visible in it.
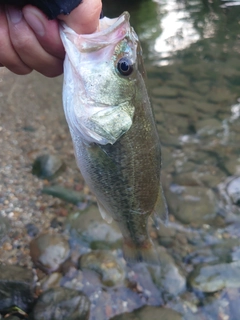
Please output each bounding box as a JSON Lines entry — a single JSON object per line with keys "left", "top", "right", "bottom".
{"left": 1, "top": 0, "right": 240, "bottom": 319}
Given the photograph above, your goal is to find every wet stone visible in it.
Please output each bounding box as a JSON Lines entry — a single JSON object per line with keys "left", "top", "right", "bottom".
{"left": 88, "top": 287, "right": 144, "bottom": 320}
{"left": 32, "top": 154, "right": 65, "bottom": 180}
{"left": 188, "top": 261, "right": 240, "bottom": 293}
{"left": 25, "top": 223, "right": 39, "bottom": 238}
{"left": 151, "top": 86, "right": 180, "bottom": 98}
{"left": 33, "top": 287, "right": 90, "bottom": 320}
{"left": 196, "top": 118, "right": 222, "bottom": 137}
{"left": 226, "top": 176, "right": 240, "bottom": 206}
{"left": 166, "top": 185, "right": 217, "bottom": 225}
{"left": 110, "top": 306, "right": 183, "bottom": 320}
{"left": 148, "top": 246, "right": 186, "bottom": 296}
{"left": 30, "top": 233, "right": 70, "bottom": 273}
{"left": 40, "top": 272, "right": 62, "bottom": 291}
{"left": 79, "top": 250, "right": 125, "bottom": 287}
{"left": 0, "top": 215, "right": 10, "bottom": 243}
{"left": 66, "top": 206, "right": 122, "bottom": 249}
{"left": 42, "top": 185, "right": 88, "bottom": 206}
{"left": 127, "top": 263, "right": 163, "bottom": 306}
{"left": 0, "top": 265, "right": 34, "bottom": 313}
{"left": 224, "top": 158, "right": 240, "bottom": 176}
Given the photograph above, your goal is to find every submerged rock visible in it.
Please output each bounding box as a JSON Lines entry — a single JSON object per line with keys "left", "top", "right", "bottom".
{"left": 188, "top": 261, "right": 240, "bottom": 292}
{"left": 0, "top": 265, "right": 34, "bottom": 312}
{"left": 166, "top": 185, "right": 217, "bottom": 225}
{"left": 148, "top": 246, "right": 186, "bottom": 296}
{"left": 33, "top": 287, "right": 90, "bottom": 320}
{"left": 30, "top": 233, "right": 70, "bottom": 273}
{"left": 79, "top": 251, "right": 125, "bottom": 287}
{"left": 32, "top": 154, "right": 65, "bottom": 180}
{"left": 66, "top": 206, "right": 122, "bottom": 250}
{"left": 110, "top": 306, "right": 183, "bottom": 320}
{"left": 226, "top": 176, "right": 240, "bottom": 206}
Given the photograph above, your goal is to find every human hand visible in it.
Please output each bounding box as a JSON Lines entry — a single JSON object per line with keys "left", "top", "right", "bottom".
{"left": 0, "top": 0, "right": 102, "bottom": 77}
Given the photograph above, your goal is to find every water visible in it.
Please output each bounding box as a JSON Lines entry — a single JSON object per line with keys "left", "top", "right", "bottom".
{"left": 1, "top": 1, "right": 240, "bottom": 319}
{"left": 104, "top": 0, "right": 240, "bottom": 318}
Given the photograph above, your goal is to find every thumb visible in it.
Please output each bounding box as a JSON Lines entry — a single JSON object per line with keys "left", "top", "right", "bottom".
{"left": 58, "top": 0, "right": 102, "bottom": 34}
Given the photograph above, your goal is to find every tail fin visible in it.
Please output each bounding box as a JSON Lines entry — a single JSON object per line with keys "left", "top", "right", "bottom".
{"left": 122, "top": 239, "right": 159, "bottom": 265}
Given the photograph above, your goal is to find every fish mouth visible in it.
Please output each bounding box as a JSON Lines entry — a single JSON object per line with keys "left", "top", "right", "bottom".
{"left": 61, "top": 12, "right": 131, "bottom": 53}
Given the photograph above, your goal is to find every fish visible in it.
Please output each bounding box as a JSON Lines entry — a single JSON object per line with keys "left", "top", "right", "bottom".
{"left": 60, "top": 12, "right": 168, "bottom": 264}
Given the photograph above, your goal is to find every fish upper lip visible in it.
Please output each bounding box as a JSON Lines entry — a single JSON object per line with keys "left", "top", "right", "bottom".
{"left": 61, "top": 12, "right": 131, "bottom": 53}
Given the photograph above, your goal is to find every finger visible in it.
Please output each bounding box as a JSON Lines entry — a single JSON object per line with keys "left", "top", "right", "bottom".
{"left": 23, "top": 5, "right": 65, "bottom": 60}
{"left": 0, "top": 6, "right": 32, "bottom": 75}
{"left": 6, "top": 6, "right": 63, "bottom": 77}
{"left": 58, "top": 0, "right": 102, "bottom": 34}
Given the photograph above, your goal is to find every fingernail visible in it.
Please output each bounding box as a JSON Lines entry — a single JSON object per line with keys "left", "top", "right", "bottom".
{"left": 6, "top": 6, "right": 22, "bottom": 24}
{"left": 24, "top": 11, "right": 45, "bottom": 37}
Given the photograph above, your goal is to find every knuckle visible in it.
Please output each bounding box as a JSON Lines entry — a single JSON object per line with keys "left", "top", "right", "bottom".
{"left": 11, "top": 32, "right": 32, "bottom": 51}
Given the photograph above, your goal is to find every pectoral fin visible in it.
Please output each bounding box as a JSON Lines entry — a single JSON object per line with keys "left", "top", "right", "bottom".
{"left": 97, "top": 200, "right": 113, "bottom": 224}
{"left": 152, "top": 184, "right": 168, "bottom": 229}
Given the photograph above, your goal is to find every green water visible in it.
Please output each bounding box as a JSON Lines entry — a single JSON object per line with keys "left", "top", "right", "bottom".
{"left": 103, "top": 0, "right": 240, "bottom": 319}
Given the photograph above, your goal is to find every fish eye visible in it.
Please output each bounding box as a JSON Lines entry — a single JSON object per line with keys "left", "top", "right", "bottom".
{"left": 117, "top": 57, "right": 133, "bottom": 76}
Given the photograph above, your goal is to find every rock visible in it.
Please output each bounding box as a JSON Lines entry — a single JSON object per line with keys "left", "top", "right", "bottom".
{"left": 25, "top": 223, "right": 39, "bottom": 238}
{"left": 0, "top": 265, "right": 34, "bottom": 312}
{"left": 172, "top": 165, "right": 226, "bottom": 188}
{"left": 66, "top": 206, "right": 122, "bottom": 250}
{"left": 148, "top": 246, "right": 186, "bottom": 296}
{"left": 128, "top": 263, "right": 163, "bottom": 306}
{"left": 226, "top": 176, "right": 240, "bottom": 206}
{"left": 0, "top": 215, "right": 10, "bottom": 243}
{"left": 40, "top": 272, "right": 62, "bottom": 291}
{"left": 42, "top": 185, "right": 90, "bottom": 206}
{"left": 33, "top": 287, "right": 90, "bottom": 320}
{"left": 151, "top": 86, "right": 180, "bottom": 98}
{"left": 90, "top": 287, "right": 144, "bottom": 320}
{"left": 79, "top": 251, "right": 125, "bottom": 287}
{"left": 188, "top": 261, "right": 240, "bottom": 292}
{"left": 110, "top": 306, "right": 183, "bottom": 320}
{"left": 225, "top": 158, "right": 240, "bottom": 176}
{"left": 196, "top": 118, "right": 222, "bottom": 137}
{"left": 30, "top": 233, "right": 70, "bottom": 273}
{"left": 166, "top": 185, "right": 217, "bottom": 225}
{"left": 32, "top": 154, "right": 65, "bottom": 180}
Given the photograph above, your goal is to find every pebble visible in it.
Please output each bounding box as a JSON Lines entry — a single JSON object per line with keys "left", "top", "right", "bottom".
{"left": 66, "top": 206, "right": 122, "bottom": 249}
{"left": 79, "top": 250, "right": 125, "bottom": 287}
{"left": 188, "top": 261, "right": 240, "bottom": 292}
{"left": 166, "top": 185, "right": 217, "bottom": 225}
{"left": 0, "top": 215, "right": 10, "bottom": 243}
{"left": 33, "top": 287, "right": 90, "bottom": 320}
{"left": 110, "top": 306, "right": 183, "bottom": 320}
{"left": 32, "top": 154, "right": 65, "bottom": 180}
{"left": 25, "top": 223, "right": 39, "bottom": 238}
{"left": 226, "top": 176, "right": 240, "bottom": 206}
{"left": 0, "top": 264, "right": 34, "bottom": 313}
{"left": 30, "top": 233, "right": 70, "bottom": 273}
{"left": 148, "top": 246, "right": 186, "bottom": 296}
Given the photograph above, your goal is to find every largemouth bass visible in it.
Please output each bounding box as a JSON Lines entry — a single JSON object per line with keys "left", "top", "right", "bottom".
{"left": 60, "top": 12, "right": 168, "bottom": 263}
